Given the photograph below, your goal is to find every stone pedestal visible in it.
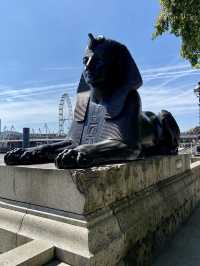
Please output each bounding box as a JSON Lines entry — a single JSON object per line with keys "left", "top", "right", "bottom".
{"left": 0, "top": 154, "right": 198, "bottom": 265}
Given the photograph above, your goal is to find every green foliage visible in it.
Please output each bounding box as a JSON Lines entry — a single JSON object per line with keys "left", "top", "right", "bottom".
{"left": 153, "top": 0, "right": 200, "bottom": 68}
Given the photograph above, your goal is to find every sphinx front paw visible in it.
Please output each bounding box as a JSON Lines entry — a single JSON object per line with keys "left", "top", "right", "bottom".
{"left": 4, "top": 148, "right": 25, "bottom": 165}
{"left": 4, "top": 147, "right": 52, "bottom": 165}
{"left": 22, "top": 146, "right": 55, "bottom": 164}
{"left": 55, "top": 149, "right": 78, "bottom": 169}
{"left": 76, "top": 151, "right": 94, "bottom": 168}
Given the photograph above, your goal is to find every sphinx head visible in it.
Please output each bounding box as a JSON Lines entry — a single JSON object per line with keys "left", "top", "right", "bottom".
{"left": 83, "top": 34, "right": 115, "bottom": 90}
{"left": 82, "top": 33, "right": 142, "bottom": 98}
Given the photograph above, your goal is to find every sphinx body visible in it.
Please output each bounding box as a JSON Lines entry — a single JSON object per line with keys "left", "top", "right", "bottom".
{"left": 4, "top": 34, "right": 180, "bottom": 168}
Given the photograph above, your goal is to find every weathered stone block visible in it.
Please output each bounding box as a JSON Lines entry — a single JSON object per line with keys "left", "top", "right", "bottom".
{"left": 0, "top": 154, "right": 198, "bottom": 266}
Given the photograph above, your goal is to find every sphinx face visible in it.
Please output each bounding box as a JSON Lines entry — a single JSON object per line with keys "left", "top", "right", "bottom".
{"left": 83, "top": 43, "right": 115, "bottom": 90}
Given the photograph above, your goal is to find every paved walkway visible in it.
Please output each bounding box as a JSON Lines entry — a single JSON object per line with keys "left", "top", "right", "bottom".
{"left": 153, "top": 206, "right": 200, "bottom": 266}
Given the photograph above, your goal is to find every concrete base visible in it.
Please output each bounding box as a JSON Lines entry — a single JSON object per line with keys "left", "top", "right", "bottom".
{"left": 0, "top": 155, "right": 199, "bottom": 265}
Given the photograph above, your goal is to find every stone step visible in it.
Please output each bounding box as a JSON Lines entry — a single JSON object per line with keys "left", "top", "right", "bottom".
{"left": 0, "top": 239, "right": 54, "bottom": 266}
{"left": 45, "top": 260, "right": 70, "bottom": 266}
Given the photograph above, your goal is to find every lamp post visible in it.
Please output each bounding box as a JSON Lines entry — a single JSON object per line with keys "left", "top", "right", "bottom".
{"left": 194, "top": 82, "right": 200, "bottom": 127}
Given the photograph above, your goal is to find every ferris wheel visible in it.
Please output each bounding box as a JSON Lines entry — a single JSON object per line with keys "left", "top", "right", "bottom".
{"left": 58, "top": 93, "right": 73, "bottom": 136}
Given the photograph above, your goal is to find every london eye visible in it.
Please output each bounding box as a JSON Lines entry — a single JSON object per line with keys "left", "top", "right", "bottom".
{"left": 58, "top": 93, "right": 73, "bottom": 136}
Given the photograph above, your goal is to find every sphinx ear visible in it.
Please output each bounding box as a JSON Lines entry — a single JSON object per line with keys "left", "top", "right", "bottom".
{"left": 88, "top": 33, "right": 105, "bottom": 49}
{"left": 88, "top": 33, "right": 97, "bottom": 49}
{"left": 88, "top": 33, "right": 95, "bottom": 42}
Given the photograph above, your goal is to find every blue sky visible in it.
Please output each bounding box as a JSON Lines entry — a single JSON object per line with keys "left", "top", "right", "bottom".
{"left": 0, "top": 0, "right": 199, "bottom": 133}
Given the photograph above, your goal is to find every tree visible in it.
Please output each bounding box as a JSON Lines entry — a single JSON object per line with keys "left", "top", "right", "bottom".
{"left": 153, "top": 0, "right": 200, "bottom": 68}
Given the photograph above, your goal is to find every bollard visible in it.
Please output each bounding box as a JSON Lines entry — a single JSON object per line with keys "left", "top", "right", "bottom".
{"left": 22, "top": 127, "right": 30, "bottom": 148}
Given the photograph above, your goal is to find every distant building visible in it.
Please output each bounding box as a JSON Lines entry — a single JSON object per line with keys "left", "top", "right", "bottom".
{"left": 179, "top": 133, "right": 200, "bottom": 148}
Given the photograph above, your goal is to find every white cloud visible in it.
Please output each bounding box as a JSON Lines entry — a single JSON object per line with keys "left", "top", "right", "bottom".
{"left": 141, "top": 63, "right": 190, "bottom": 74}
{"left": 141, "top": 86, "right": 197, "bottom": 114}
{"left": 0, "top": 81, "right": 78, "bottom": 132}
{"left": 142, "top": 63, "right": 199, "bottom": 82}
{"left": 140, "top": 63, "right": 200, "bottom": 119}
{"left": 0, "top": 82, "right": 78, "bottom": 99}
{"left": 42, "top": 66, "right": 81, "bottom": 71}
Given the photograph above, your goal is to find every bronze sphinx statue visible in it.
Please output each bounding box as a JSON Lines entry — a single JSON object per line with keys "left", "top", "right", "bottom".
{"left": 4, "top": 34, "right": 180, "bottom": 168}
